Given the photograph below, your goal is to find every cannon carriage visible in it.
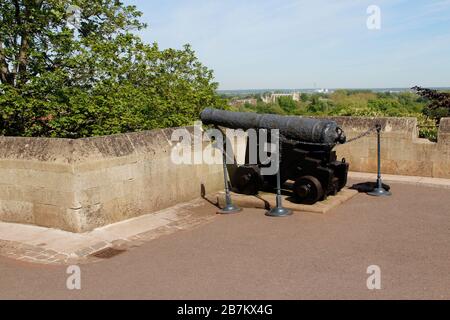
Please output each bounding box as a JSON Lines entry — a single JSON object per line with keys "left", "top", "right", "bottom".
{"left": 200, "top": 108, "right": 349, "bottom": 204}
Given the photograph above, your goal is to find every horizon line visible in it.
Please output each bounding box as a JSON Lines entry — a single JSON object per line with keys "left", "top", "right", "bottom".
{"left": 217, "top": 86, "right": 450, "bottom": 92}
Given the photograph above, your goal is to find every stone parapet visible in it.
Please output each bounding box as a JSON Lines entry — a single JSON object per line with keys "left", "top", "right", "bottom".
{"left": 329, "top": 117, "right": 450, "bottom": 179}
{"left": 0, "top": 126, "right": 223, "bottom": 232}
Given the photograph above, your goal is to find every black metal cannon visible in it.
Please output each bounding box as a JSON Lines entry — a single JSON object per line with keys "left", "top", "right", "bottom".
{"left": 200, "top": 108, "right": 349, "bottom": 204}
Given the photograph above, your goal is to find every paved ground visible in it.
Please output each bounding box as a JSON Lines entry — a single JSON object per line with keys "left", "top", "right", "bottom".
{"left": 0, "top": 199, "right": 216, "bottom": 265}
{"left": 0, "top": 180, "right": 449, "bottom": 299}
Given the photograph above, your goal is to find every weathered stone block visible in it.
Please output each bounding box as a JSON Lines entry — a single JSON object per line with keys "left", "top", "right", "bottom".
{"left": 33, "top": 204, "right": 67, "bottom": 229}
{"left": 0, "top": 200, "right": 34, "bottom": 223}
{"left": 432, "top": 162, "right": 450, "bottom": 178}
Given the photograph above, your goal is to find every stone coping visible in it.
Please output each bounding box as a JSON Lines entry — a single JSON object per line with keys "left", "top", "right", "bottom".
{"left": 0, "top": 126, "right": 195, "bottom": 164}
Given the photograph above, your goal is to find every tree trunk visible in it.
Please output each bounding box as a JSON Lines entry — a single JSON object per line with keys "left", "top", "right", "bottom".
{"left": 0, "top": 42, "right": 11, "bottom": 84}
{"left": 14, "top": 0, "right": 31, "bottom": 86}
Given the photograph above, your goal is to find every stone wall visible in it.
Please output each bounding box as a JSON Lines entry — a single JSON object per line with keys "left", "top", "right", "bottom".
{"left": 331, "top": 117, "right": 450, "bottom": 179}
{"left": 0, "top": 127, "right": 223, "bottom": 233}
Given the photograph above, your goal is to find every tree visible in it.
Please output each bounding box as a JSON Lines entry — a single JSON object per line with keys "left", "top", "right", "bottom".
{"left": 0, "top": 0, "right": 224, "bottom": 137}
{"left": 412, "top": 86, "right": 450, "bottom": 123}
{"left": 277, "top": 96, "right": 297, "bottom": 114}
{"left": 255, "top": 101, "right": 285, "bottom": 115}
{"left": 300, "top": 93, "right": 309, "bottom": 102}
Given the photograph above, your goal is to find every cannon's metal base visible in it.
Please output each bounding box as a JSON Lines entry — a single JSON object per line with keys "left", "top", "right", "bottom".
{"left": 265, "top": 207, "right": 293, "bottom": 217}
{"left": 368, "top": 187, "right": 392, "bottom": 197}
{"left": 217, "top": 204, "right": 242, "bottom": 214}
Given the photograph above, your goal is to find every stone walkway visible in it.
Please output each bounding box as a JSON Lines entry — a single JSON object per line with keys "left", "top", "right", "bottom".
{"left": 0, "top": 198, "right": 216, "bottom": 265}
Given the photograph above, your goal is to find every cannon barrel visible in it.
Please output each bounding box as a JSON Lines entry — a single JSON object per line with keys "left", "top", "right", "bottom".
{"left": 200, "top": 108, "right": 346, "bottom": 145}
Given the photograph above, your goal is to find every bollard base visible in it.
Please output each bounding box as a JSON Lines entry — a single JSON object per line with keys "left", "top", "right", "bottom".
{"left": 217, "top": 203, "right": 242, "bottom": 214}
{"left": 368, "top": 187, "right": 392, "bottom": 197}
{"left": 265, "top": 206, "right": 293, "bottom": 217}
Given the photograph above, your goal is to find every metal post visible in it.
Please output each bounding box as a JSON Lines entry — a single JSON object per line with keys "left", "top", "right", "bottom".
{"left": 368, "top": 124, "right": 392, "bottom": 197}
{"left": 266, "top": 139, "right": 292, "bottom": 217}
{"left": 217, "top": 131, "right": 242, "bottom": 214}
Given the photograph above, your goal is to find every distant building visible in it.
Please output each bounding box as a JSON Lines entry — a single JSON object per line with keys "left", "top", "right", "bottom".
{"left": 261, "top": 92, "right": 300, "bottom": 104}
{"left": 228, "top": 98, "right": 258, "bottom": 107}
{"left": 314, "top": 88, "right": 330, "bottom": 94}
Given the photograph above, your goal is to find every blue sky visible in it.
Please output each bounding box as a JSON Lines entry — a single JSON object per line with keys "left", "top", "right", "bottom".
{"left": 123, "top": 0, "right": 450, "bottom": 90}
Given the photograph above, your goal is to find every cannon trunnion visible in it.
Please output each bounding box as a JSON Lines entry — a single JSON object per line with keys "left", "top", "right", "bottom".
{"left": 200, "top": 108, "right": 349, "bottom": 204}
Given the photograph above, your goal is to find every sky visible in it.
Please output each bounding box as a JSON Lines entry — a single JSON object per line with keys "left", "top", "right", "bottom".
{"left": 123, "top": 0, "right": 450, "bottom": 90}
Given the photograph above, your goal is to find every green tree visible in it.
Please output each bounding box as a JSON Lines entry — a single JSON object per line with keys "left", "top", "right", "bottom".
{"left": 277, "top": 96, "right": 297, "bottom": 114}
{"left": 255, "top": 101, "right": 285, "bottom": 115}
{"left": 0, "top": 0, "right": 224, "bottom": 137}
{"left": 412, "top": 86, "right": 450, "bottom": 123}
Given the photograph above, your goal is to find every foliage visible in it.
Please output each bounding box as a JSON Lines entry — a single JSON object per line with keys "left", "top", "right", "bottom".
{"left": 277, "top": 96, "right": 297, "bottom": 114}
{"left": 412, "top": 86, "right": 450, "bottom": 123}
{"left": 416, "top": 114, "right": 438, "bottom": 142}
{"left": 0, "top": 0, "right": 224, "bottom": 138}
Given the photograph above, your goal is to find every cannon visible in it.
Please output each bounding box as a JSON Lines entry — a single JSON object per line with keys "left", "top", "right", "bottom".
{"left": 200, "top": 108, "right": 349, "bottom": 204}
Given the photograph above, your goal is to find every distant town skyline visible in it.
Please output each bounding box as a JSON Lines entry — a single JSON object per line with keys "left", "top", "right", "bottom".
{"left": 217, "top": 87, "right": 450, "bottom": 93}
{"left": 124, "top": 0, "right": 450, "bottom": 90}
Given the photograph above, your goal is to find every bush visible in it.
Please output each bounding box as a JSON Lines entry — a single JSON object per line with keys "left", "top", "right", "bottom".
{"left": 416, "top": 114, "right": 438, "bottom": 141}
{"left": 277, "top": 96, "right": 298, "bottom": 114}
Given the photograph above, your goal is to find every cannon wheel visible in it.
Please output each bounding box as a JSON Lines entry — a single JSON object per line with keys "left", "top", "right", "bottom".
{"left": 231, "top": 165, "right": 263, "bottom": 195}
{"left": 293, "top": 175, "right": 324, "bottom": 204}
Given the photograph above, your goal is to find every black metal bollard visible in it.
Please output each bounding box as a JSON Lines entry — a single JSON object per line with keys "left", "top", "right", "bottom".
{"left": 368, "top": 124, "right": 392, "bottom": 197}
{"left": 266, "top": 138, "right": 293, "bottom": 217}
{"left": 217, "top": 130, "right": 242, "bottom": 214}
